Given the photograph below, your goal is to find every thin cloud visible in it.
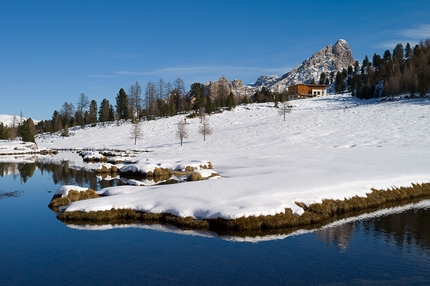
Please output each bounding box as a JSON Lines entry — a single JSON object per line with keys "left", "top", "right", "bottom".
{"left": 374, "top": 41, "right": 405, "bottom": 49}
{"left": 374, "top": 23, "right": 430, "bottom": 50}
{"left": 399, "top": 24, "right": 430, "bottom": 39}
{"left": 116, "top": 65, "right": 291, "bottom": 78}
{"left": 87, "top": 74, "right": 122, "bottom": 78}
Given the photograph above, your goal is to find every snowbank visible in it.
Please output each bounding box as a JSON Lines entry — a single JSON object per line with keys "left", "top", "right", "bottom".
{"left": 37, "top": 94, "right": 430, "bottom": 220}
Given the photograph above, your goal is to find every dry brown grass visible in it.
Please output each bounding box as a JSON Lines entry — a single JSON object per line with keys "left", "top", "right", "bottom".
{"left": 172, "top": 170, "right": 192, "bottom": 176}
{"left": 188, "top": 172, "right": 204, "bottom": 181}
{"left": 200, "top": 162, "right": 213, "bottom": 169}
{"left": 48, "top": 189, "right": 98, "bottom": 210}
{"left": 55, "top": 182, "right": 430, "bottom": 232}
{"left": 184, "top": 166, "right": 196, "bottom": 172}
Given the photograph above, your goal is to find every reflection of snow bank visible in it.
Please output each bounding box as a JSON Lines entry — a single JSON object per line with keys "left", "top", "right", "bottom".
{"left": 64, "top": 200, "right": 430, "bottom": 243}
{"left": 38, "top": 94, "right": 430, "bottom": 220}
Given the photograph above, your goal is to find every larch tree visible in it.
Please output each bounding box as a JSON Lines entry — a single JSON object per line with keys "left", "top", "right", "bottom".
{"left": 145, "top": 81, "right": 157, "bottom": 119}
{"left": 131, "top": 119, "right": 143, "bottom": 145}
{"left": 77, "top": 93, "right": 89, "bottom": 127}
{"left": 129, "top": 81, "right": 142, "bottom": 122}
{"left": 176, "top": 118, "right": 188, "bottom": 146}
{"left": 60, "top": 102, "right": 75, "bottom": 128}
{"left": 278, "top": 101, "right": 292, "bottom": 121}
{"left": 198, "top": 118, "right": 213, "bottom": 141}
{"left": 157, "top": 78, "right": 166, "bottom": 100}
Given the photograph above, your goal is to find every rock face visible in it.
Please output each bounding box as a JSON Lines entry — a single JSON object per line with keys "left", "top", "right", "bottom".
{"left": 205, "top": 77, "right": 254, "bottom": 101}
{"left": 269, "top": 39, "right": 356, "bottom": 92}
{"left": 254, "top": 75, "right": 280, "bottom": 87}
{"left": 203, "top": 39, "right": 356, "bottom": 100}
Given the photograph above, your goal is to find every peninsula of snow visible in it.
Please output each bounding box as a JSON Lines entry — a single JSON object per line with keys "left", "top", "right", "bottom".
{"left": 37, "top": 94, "right": 430, "bottom": 220}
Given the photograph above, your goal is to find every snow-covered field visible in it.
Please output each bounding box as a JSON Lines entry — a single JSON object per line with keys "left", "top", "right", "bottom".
{"left": 36, "top": 94, "right": 430, "bottom": 219}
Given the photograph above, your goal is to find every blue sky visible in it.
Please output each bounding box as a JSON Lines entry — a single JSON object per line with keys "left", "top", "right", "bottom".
{"left": 1, "top": 0, "right": 429, "bottom": 120}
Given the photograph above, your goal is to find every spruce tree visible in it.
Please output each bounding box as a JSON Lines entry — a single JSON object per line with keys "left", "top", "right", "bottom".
{"left": 226, "top": 92, "right": 236, "bottom": 110}
{"left": 18, "top": 119, "right": 36, "bottom": 142}
{"left": 0, "top": 123, "right": 9, "bottom": 139}
{"left": 115, "top": 88, "right": 129, "bottom": 120}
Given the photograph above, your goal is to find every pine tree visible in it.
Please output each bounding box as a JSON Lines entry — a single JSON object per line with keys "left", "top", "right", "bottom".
{"left": 115, "top": 88, "right": 129, "bottom": 120}
{"left": 98, "top": 99, "right": 111, "bottom": 123}
{"left": 405, "top": 43, "right": 412, "bottom": 59}
{"left": 88, "top": 100, "right": 98, "bottom": 124}
{"left": 18, "top": 118, "right": 36, "bottom": 142}
{"left": 335, "top": 71, "right": 345, "bottom": 93}
{"left": 226, "top": 92, "right": 236, "bottom": 111}
{"left": 0, "top": 123, "right": 9, "bottom": 139}
{"left": 319, "top": 72, "right": 326, "bottom": 84}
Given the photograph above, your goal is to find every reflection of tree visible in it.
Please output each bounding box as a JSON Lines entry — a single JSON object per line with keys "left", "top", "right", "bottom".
{"left": 0, "top": 163, "right": 7, "bottom": 177}
{"left": 363, "top": 209, "right": 430, "bottom": 253}
{"left": 18, "top": 163, "right": 36, "bottom": 183}
{"left": 315, "top": 223, "right": 355, "bottom": 251}
{"left": 0, "top": 162, "right": 18, "bottom": 177}
{"left": 36, "top": 161, "right": 100, "bottom": 190}
{"left": 1, "top": 160, "right": 122, "bottom": 191}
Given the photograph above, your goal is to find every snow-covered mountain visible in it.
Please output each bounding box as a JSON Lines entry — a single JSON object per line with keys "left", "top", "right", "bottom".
{"left": 261, "top": 39, "right": 356, "bottom": 92}
{"left": 204, "top": 39, "right": 356, "bottom": 99}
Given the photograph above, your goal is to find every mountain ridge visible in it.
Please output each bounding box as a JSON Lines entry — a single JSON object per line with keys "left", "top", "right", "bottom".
{"left": 204, "top": 39, "right": 356, "bottom": 99}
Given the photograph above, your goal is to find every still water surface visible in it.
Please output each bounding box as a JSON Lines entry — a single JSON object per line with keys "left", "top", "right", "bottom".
{"left": 0, "top": 159, "right": 429, "bottom": 285}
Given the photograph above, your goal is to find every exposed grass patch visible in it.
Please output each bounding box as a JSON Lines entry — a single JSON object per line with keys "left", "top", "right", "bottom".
{"left": 200, "top": 162, "right": 213, "bottom": 169}
{"left": 188, "top": 172, "right": 204, "bottom": 181}
{"left": 56, "top": 182, "right": 430, "bottom": 232}
{"left": 48, "top": 189, "right": 98, "bottom": 211}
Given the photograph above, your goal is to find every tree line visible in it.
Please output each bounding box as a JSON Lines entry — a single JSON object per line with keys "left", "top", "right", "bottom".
{"left": 1, "top": 73, "right": 293, "bottom": 143}
{"left": 322, "top": 38, "right": 430, "bottom": 99}
{"left": 0, "top": 114, "right": 37, "bottom": 143}
{"left": 7, "top": 38, "right": 426, "bottom": 142}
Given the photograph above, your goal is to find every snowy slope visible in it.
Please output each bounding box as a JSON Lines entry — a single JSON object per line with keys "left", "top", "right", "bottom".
{"left": 0, "top": 114, "right": 39, "bottom": 126}
{"left": 37, "top": 94, "right": 430, "bottom": 219}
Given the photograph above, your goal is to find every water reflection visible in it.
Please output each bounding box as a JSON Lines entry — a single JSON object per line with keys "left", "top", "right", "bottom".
{"left": 1, "top": 157, "right": 430, "bottom": 253}
{"left": 0, "top": 159, "right": 121, "bottom": 191}
{"left": 363, "top": 208, "right": 430, "bottom": 253}
{"left": 315, "top": 223, "right": 355, "bottom": 251}
{"left": 314, "top": 202, "right": 430, "bottom": 255}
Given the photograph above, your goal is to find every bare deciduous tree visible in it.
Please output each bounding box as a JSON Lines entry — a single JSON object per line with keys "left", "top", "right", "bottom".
{"left": 278, "top": 101, "right": 292, "bottom": 121}
{"left": 176, "top": 118, "right": 188, "bottom": 146}
{"left": 198, "top": 118, "right": 213, "bottom": 141}
{"left": 131, "top": 120, "right": 143, "bottom": 145}
{"left": 129, "top": 81, "right": 142, "bottom": 122}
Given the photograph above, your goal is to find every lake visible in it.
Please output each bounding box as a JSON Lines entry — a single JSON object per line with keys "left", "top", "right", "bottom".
{"left": 0, "top": 157, "right": 429, "bottom": 285}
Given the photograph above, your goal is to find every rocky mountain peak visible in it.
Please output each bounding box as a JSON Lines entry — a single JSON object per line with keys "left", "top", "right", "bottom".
{"left": 204, "top": 39, "right": 356, "bottom": 100}
{"left": 266, "top": 39, "right": 356, "bottom": 92}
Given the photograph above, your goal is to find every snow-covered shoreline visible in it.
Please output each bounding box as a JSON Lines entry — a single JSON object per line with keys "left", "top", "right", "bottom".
{"left": 63, "top": 199, "right": 430, "bottom": 243}
{"left": 36, "top": 94, "right": 430, "bottom": 220}
{"left": 0, "top": 140, "right": 56, "bottom": 157}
